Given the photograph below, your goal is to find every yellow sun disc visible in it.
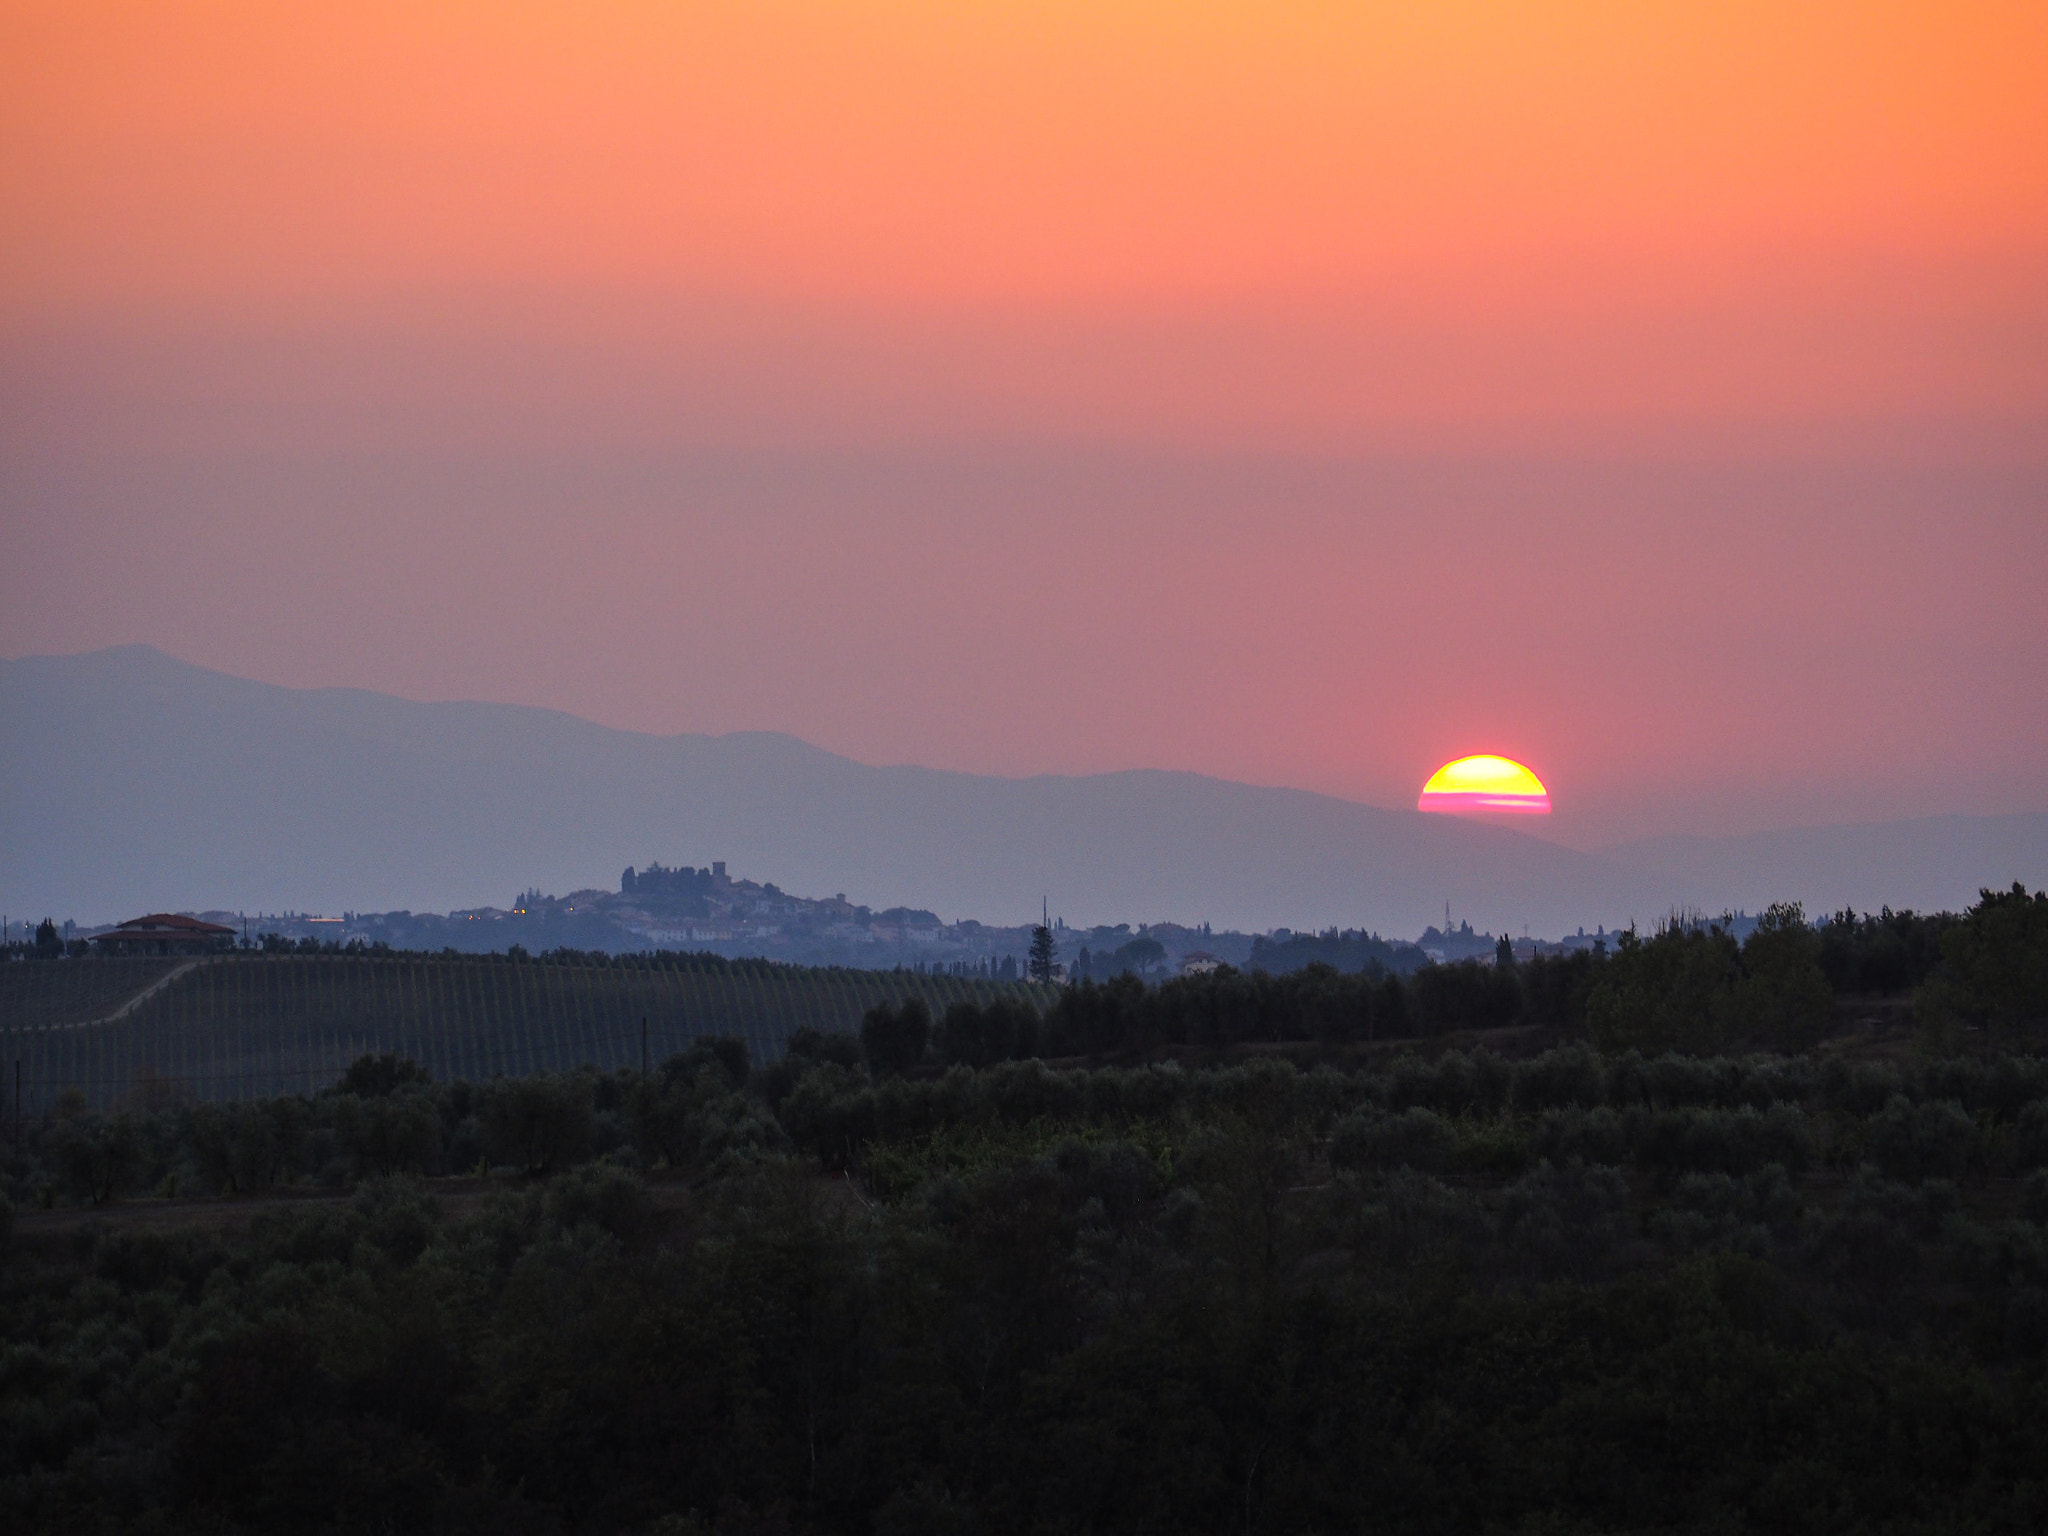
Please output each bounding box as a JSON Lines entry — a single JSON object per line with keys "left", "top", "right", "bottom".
{"left": 1418, "top": 755, "right": 1551, "bottom": 815}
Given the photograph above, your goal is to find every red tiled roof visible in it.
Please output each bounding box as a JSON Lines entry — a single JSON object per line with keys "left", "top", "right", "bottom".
{"left": 106, "top": 913, "right": 236, "bottom": 937}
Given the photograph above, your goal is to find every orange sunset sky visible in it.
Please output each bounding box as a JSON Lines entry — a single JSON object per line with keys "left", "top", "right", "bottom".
{"left": 3, "top": 2, "right": 2045, "bottom": 845}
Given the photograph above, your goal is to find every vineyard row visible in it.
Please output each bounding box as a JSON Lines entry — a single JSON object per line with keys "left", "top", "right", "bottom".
{"left": 0, "top": 956, "right": 1039, "bottom": 1109}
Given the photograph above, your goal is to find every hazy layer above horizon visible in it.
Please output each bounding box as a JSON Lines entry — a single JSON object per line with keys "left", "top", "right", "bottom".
{"left": 4, "top": 647, "right": 2042, "bottom": 933}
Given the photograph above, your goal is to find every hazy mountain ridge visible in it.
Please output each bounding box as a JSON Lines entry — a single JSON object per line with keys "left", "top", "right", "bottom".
{"left": 3, "top": 646, "right": 2040, "bottom": 933}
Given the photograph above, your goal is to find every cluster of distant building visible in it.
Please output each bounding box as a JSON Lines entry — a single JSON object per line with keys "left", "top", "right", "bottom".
{"left": 17, "top": 865, "right": 1692, "bottom": 978}
{"left": 1414, "top": 918, "right": 1624, "bottom": 966}
{"left": 3, "top": 912, "right": 241, "bottom": 957}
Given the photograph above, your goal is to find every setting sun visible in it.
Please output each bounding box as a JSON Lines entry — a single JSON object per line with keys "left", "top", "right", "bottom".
{"left": 1418, "top": 755, "right": 1552, "bottom": 815}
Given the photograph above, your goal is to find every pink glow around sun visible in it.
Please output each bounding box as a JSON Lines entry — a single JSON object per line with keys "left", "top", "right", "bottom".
{"left": 1418, "top": 755, "right": 1552, "bottom": 815}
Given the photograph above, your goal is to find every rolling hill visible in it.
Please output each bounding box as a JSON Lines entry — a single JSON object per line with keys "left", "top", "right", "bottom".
{"left": 3, "top": 646, "right": 2042, "bottom": 934}
{"left": 0, "top": 951, "right": 1039, "bottom": 1108}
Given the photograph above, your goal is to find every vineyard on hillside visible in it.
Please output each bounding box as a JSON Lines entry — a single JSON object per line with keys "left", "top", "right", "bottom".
{"left": 0, "top": 954, "right": 1045, "bottom": 1109}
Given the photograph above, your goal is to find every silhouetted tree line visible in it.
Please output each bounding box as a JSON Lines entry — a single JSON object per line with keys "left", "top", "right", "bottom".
{"left": 1068, "top": 927, "right": 1423, "bottom": 983}
{"left": 10, "top": 1017, "right": 2048, "bottom": 1530}
{"left": 1244, "top": 927, "right": 1428, "bottom": 975}
{"left": 1068, "top": 933, "right": 1169, "bottom": 982}
{"left": 0, "top": 918, "right": 90, "bottom": 959}
{"left": 0, "top": 1040, "right": 777, "bottom": 1209}
{"left": 1033, "top": 889, "right": 2041, "bottom": 1060}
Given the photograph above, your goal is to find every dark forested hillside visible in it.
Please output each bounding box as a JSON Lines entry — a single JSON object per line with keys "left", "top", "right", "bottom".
{"left": 7, "top": 1034, "right": 2048, "bottom": 1533}
{"left": 2, "top": 887, "right": 2046, "bottom": 1532}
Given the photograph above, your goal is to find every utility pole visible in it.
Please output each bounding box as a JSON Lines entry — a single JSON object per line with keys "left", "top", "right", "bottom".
{"left": 641, "top": 1016, "right": 649, "bottom": 1079}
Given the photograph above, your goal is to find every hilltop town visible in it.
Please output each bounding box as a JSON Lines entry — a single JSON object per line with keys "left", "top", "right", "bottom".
{"left": 31, "top": 860, "right": 1671, "bottom": 979}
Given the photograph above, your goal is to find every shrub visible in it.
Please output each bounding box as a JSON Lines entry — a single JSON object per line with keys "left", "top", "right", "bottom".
{"left": 1736, "top": 903, "right": 1834, "bottom": 1050}
{"left": 935, "top": 1000, "right": 1002, "bottom": 1068}
{"left": 2013, "top": 1100, "right": 2048, "bottom": 1172}
{"left": 1804, "top": 1169, "right": 1949, "bottom": 1288}
{"left": 1530, "top": 1106, "right": 1628, "bottom": 1167}
{"left": 478, "top": 1074, "right": 595, "bottom": 1176}
{"left": 1629, "top": 1104, "right": 1812, "bottom": 1180}
{"left": 689, "top": 1087, "right": 787, "bottom": 1168}
{"left": 934, "top": 997, "right": 1039, "bottom": 1068}
{"left": 1649, "top": 1165, "right": 1802, "bottom": 1254}
{"left": 786, "top": 1027, "right": 864, "bottom": 1069}
{"left": 752, "top": 1029, "right": 862, "bottom": 1108}
{"left": 2022, "top": 1169, "right": 2048, "bottom": 1227}
{"left": 1865, "top": 1095, "right": 1977, "bottom": 1182}
{"left": 633, "top": 1044, "right": 779, "bottom": 1166}
{"left": 352, "top": 1177, "right": 441, "bottom": 1262}
{"left": 50, "top": 1112, "right": 143, "bottom": 1206}
{"left": 186, "top": 1099, "right": 311, "bottom": 1193}
{"left": 1329, "top": 1107, "right": 1457, "bottom": 1173}
{"left": 1821, "top": 1059, "right": 1905, "bottom": 1118}
{"left": 1331, "top": 1168, "right": 1483, "bottom": 1270}
{"left": 978, "top": 1059, "right": 1085, "bottom": 1127}
{"left": 1513, "top": 1045, "right": 1606, "bottom": 1112}
{"left": 1409, "top": 961, "right": 1521, "bottom": 1034}
{"left": 1638, "top": 1054, "right": 1763, "bottom": 1110}
{"left": 1497, "top": 1160, "right": 1631, "bottom": 1280}
{"left": 1193, "top": 1057, "right": 1306, "bottom": 1127}
{"left": 780, "top": 1063, "right": 879, "bottom": 1170}
{"left": 1918, "top": 1056, "right": 2048, "bottom": 1119}
{"left": 1454, "top": 1114, "right": 1534, "bottom": 1177}
{"left": 90, "top": 1226, "right": 184, "bottom": 1290}
{"left": 862, "top": 997, "right": 932, "bottom": 1076}
{"left": 1584, "top": 920, "right": 1743, "bottom": 1055}
{"left": 658, "top": 1035, "right": 750, "bottom": 1090}
{"left": 1387, "top": 1051, "right": 1507, "bottom": 1116}
{"left": 1686, "top": 1164, "right": 1801, "bottom": 1230}
{"left": 1920, "top": 883, "right": 2048, "bottom": 1046}
{"left": 545, "top": 1161, "right": 654, "bottom": 1245}
{"left": 333, "top": 1088, "right": 444, "bottom": 1179}
{"left": 626, "top": 1075, "right": 695, "bottom": 1166}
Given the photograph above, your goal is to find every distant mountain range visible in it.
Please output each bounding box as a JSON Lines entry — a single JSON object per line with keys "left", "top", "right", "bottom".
{"left": 3, "top": 646, "right": 2042, "bottom": 935}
